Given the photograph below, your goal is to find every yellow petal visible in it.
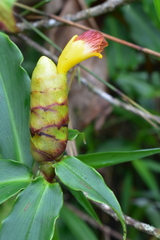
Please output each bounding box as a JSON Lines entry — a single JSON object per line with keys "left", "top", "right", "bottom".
{"left": 57, "top": 30, "right": 108, "bottom": 74}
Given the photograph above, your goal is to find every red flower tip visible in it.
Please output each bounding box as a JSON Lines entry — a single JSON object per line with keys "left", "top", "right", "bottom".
{"left": 75, "top": 30, "right": 108, "bottom": 53}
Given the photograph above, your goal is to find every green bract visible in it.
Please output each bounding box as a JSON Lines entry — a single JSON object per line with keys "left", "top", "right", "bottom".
{"left": 30, "top": 56, "right": 68, "bottom": 163}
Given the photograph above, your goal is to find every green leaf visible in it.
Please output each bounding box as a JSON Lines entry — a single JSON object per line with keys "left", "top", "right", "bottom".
{"left": 60, "top": 205, "right": 98, "bottom": 240}
{"left": 77, "top": 148, "right": 160, "bottom": 168}
{"left": 103, "top": 16, "right": 137, "bottom": 77}
{"left": 123, "top": 4, "right": 160, "bottom": 52}
{"left": 51, "top": 224, "right": 60, "bottom": 240}
{"left": 146, "top": 204, "right": 160, "bottom": 228}
{"left": 0, "top": 177, "right": 63, "bottom": 240}
{"left": 0, "top": 0, "right": 18, "bottom": 32}
{"left": 0, "top": 159, "right": 32, "bottom": 204}
{"left": 121, "top": 172, "right": 133, "bottom": 213}
{"left": 55, "top": 156, "right": 126, "bottom": 239}
{"left": 84, "top": 0, "right": 98, "bottom": 7}
{"left": 145, "top": 160, "right": 160, "bottom": 173}
{"left": 142, "top": 0, "right": 160, "bottom": 28}
{"left": 116, "top": 72, "right": 154, "bottom": 99}
{"left": 0, "top": 32, "right": 33, "bottom": 168}
{"left": 132, "top": 160, "right": 159, "bottom": 194}
{"left": 69, "top": 189, "right": 101, "bottom": 225}
{"left": 154, "top": 0, "right": 160, "bottom": 20}
{"left": 68, "top": 129, "right": 85, "bottom": 143}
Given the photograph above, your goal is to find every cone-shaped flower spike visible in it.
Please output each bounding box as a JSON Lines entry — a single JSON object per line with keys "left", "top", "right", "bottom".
{"left": 30, "top": 30, "right": 108, "bottom": 163}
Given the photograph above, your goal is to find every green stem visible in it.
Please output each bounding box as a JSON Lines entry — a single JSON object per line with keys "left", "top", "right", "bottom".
{"left": 39, "top": 162, "right": 55, "bottom": 183}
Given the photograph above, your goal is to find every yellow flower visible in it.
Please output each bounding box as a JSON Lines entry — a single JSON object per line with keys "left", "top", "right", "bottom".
{"left": 57, "top": 30, "right": 108, "bottom": 74}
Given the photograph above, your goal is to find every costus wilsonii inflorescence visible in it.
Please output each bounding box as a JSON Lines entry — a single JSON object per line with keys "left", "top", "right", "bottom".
{"left": 30, "top": 30, "right": 108, "bottom": 164}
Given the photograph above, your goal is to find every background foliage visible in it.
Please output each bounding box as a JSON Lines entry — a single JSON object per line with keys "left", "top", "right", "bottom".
{"left": 0, "top": 0, "right": 160, "bottom": 239}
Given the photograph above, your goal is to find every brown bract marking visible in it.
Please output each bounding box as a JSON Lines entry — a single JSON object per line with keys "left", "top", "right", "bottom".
{"left": 38, "top": 132, "right": 57, "bottom": 139}
{"left": 35, "top": 148, "right": 54, "bottom": 161}
{"left": 30, "top": 127, "right": 58, "bottom": 139}
{"left": 24, "top": 203, "right": 30, "bottom": 211}
{"left": 30, "top": 99, "right": 68, "bottom": 112}
{"left": 33, "top": 139, "right": 67, "bottom": 161}
{"left": 30, "top": 109, "right": 41, "bottom": 116}
{"left": 31, "top": 86, "right": 65, "bottom": 93}
{"left": 30, "top": 127, "right": 36, "bottom": 137}
{"left": 79, "top": 180, "right": 92, "bottom": 190}
{"left": 30, "top": 114, "right": 69, "bottom": 135}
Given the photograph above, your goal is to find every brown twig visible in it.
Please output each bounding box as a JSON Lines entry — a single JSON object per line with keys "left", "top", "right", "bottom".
{"left": 48, "top": 14, "right": 160, "bottom": 59}
{"left": 16, "top": 0, "right": 138, "bottom": 29}
{"left": 18, "top": 33, "right": 58, "bottom": 63}
{"left": 80, "top": 77, "right": 160, "bottom": 127}
{"left": 15, "top": 0, "right": 160, "bottom": 58}
{"left": 93, "top": 201, "right": 160, "bottom": 239}
{"left": 66, "top": 203, "right": 131, "bottom": 240}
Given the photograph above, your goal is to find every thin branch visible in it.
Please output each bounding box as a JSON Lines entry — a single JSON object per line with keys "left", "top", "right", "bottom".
{"left": 18, "top": 33, "right": 58, "bottom": 62}
{"left": 19, "top": 33, "right": 160, "bottom": 127}
{"left": 93, "top": 201, "right": 160, "bottom": 239}
{"left": 67, "top": 0, "right": 138, "bottom": 21}
{"left": 16, "top": 0, "right": 160, "bottom": 59}
{"left": 16, "top": 0, "right": 138, "bottom": 30}
{"left": 80, "top": 77, "right": 160, "bottom": 127}
{"left": 44, "top": 14, "right": 160, "bottom": 59}
{"left": 66, "top": 203, "right": 131, "bottom": 240}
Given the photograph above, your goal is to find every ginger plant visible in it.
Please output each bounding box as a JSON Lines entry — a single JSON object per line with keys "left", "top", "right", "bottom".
{"left": 0, "top": 30, "right": 129, "bottom": 240}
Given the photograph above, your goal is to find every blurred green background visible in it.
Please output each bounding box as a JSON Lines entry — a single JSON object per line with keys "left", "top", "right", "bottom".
{"left": 1, "top": 0, "right": 160, "bottom": 239}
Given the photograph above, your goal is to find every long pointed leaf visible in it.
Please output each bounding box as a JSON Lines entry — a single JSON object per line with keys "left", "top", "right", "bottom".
{"left": 0, "top": 32, "right": 33, "bottom": 167}
{"left": 123, "top": 4, "right": 160, "bottom": 51}
{"left": 132, "top": 160, "right": 159, "bottom": 194}
{"left": 77, "top": 148, "right": 160, "bottom": 168}
{"left": 154, "top": 0, "right": 160, "bottom": 20}
{"left": 55, "top": 156, "right": 126, "bottom": 239}
{"left": 0, "top": 177, "right": 63, "bottom": 240}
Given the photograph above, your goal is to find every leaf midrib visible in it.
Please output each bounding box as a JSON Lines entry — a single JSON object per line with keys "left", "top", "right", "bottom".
{"left": 56, "top": 159, "right": 126, "bottom": 237}
{"left": 0, "top": 73, "right": 22, "bottom": 162}
{"left": 63, "top": 158, "right": 127, "bottom": 238}
{"left": 57, "top": 159, "right": 119, "bottom": 210}
{"left": 0, "top": 178, "right": 31, "bottom": 184}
